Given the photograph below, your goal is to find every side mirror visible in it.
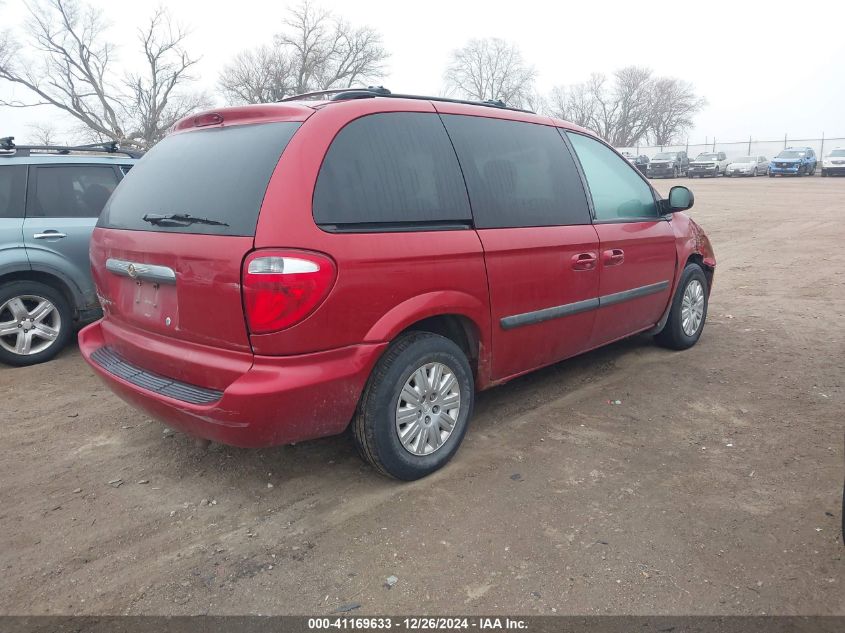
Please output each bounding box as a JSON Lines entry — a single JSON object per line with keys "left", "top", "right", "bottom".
{"left": 666, "top": 185, "right": 694, "bottom": 212}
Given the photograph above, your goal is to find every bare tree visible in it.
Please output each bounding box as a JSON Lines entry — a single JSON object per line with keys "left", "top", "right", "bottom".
{"left": 219, "top": 45, "right": 291, "bottom": 104}
{"left": 0, "top": 0, "right": 208, "bottom": 148}
{"left": 219, "top": 1, "right": 389, "bottom": 104}
{"left": 123, "top": 8, "right": 210, "bottom": 146}
{"left": 548, "top": 66, "right": 705, "bottom": 147}
{"left": 443, "top": 38, "right": 536, "bottom": 108}
{"left": 547, "top": 82, "right": 597, "bottom": 129}
{"left": 648, "top": 77, "right": 706, "bottom": 145}
{"left": 26, "top": 121, "right": 61, "bottom": 144}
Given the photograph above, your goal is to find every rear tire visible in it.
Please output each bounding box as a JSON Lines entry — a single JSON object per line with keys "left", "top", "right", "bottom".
{"left": 0, "top": 280, "right": 73, "bottom": 367}
{"left": 655, "top": 264, "right": 709, "bottom": 351}
{"left": 352, "top": 332, "right": 474, "bottom": 480}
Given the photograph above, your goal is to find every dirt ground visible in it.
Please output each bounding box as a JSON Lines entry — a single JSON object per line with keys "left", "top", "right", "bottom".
{"left": 1, "top": 176, "right": 843, "bottom": 616}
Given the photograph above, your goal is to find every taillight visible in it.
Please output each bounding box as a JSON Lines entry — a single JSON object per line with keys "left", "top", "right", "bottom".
{"left": 242, "top": 250, "right": 336, "bottom": 334}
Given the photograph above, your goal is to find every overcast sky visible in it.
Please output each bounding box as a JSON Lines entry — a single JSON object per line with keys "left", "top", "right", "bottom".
{"left": 2, "top": 0, "right": 844, "bottom": 144}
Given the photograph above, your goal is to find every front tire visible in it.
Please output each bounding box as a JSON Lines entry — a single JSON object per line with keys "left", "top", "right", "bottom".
{"left": 352, "top": 332, "right": 474, "bottom": 480}
{"left": 655, "top": 264, "right": 709, "bottom": 351}
{"left": 822, "top": 169, "right": 828, "bottom": 177}
{"left": 0, "top": 280, "right": 73, "bottom": 366}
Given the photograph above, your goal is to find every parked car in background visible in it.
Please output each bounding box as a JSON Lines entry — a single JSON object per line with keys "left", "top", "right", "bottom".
{"left": 631, "top": 154, "right": 650, "bottom": 174}
{"left": 821, "top": 148, "right": 845, "bottom": 176}
{"left": 726, "top": 156, "right": 769, "bottom": 177}
{"left": 688, "top": 152, "right": 729, "bottom": 178}
{"left": 620, "top": 151, "right": 649, "bottom": 174}
{"left": 79, "top": 89, "right": 715, "bottom": 480}
{"left": 647, "top": 151, "right": 689, "bottom": 178}
{"left": 0, "top": 137, "right": 139, "bottom": 366}
{"left": 769, "top": 147, "right": 816, "bottom": 176}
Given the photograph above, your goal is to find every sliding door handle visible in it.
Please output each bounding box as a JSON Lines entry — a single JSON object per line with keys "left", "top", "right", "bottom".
{"left": 571, "top": 252, "right": 598, "bottom": 271}
{"left": 602, "top": 248, "right": 624, "bottom": 266}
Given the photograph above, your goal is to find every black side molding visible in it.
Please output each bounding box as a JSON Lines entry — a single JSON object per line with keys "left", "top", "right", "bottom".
{"left": 599, "top": 281, "right": 670, "bottom": 307}
{"left": 501, "top": 298, "right": 600, "bottom": 330}
{"left": 499, "top": 280, "right": 671, "bottom": 330}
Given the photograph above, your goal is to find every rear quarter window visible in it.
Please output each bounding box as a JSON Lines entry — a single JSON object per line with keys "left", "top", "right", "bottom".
{"left": 440, "top": 115, "right": 591, "bottom": 228}
{"left": 99, "top": 122, "right": 301, "bottom": 236}
{"left": 0, "top": 165, "right": 26, "bottom": 218}
{"left": 312, "top": 112, "right": 471, "bottom": 230}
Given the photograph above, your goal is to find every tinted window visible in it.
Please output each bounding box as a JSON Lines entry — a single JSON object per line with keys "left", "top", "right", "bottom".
{"left": 566, "top": 132, "right": 658, "bottom": 221}
{"left": 440, "top": 115, "right": 590, "bottom": 228}
{"left": 28, "top": 165, "right": 118, "bottom": 218}
{"left": 100, "top": 122, "right": 300, "bottom": 236}
{"left": 0, "top": 165, "right": 26, "bottom": 219}
{"left": 313, "top": 113, "right": 470, "bottom": 228}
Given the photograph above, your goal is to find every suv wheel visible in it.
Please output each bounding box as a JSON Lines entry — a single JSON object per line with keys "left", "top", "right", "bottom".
{"left": 655, "top": 264, "right": 708, "bottom": 351}
{"left": 0, "top": 281, "right": 72, "bottom": 366}
{"left": 809, "top": 164, "right": 816, "bottom": 176}
{"left": 352, "top": 332, "right": 474, "bottom": 480}
{"left": 673, "top": 166, "right": 679, "bottom": 178}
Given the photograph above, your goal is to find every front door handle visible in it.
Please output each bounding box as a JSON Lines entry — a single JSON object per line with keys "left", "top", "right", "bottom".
{"left": 571, "top": 252, "right": 598, "bottom": 271}
{"left": 602, "top": 248, "right": 625, "bottom": 266}
{"left": 33, "top": 231, "right": 67, "bottom": 240}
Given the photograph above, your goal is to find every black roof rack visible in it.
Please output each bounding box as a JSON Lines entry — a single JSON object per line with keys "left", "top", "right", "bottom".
{"left": 278, "top": 86, "right": 534, "bottom": 114}
{"left": 0, "top": 136, "right": 144, "bottom": 159}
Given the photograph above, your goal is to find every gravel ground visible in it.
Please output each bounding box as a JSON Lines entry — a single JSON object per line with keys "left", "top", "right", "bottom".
{"left": 1, "top": 175, "right": 842, "bottom": 616}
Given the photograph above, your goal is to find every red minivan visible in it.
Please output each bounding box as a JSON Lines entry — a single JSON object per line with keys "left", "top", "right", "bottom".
{"left": 79, "top": 89, "right": 715, "bottom": 480}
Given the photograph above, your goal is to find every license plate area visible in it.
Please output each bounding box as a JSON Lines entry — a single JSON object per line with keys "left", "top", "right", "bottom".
{"left": 119, "top": 278, "right": 179, "bottom": 330}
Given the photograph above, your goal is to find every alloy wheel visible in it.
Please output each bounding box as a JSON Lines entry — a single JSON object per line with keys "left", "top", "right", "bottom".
{"left": 0, "top": 295, "right": 62, "bottom": 356}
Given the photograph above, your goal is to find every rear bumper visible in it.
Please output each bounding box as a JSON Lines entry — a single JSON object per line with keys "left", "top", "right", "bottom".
{"left": 79, "top": 320, "right": 387, "bottom": 447}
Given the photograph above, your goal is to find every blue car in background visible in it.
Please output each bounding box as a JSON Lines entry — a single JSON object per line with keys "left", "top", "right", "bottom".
{"left": 769, "top": 147, "right": 817, "bottom": 177}
{"left": 0, "top": 137, "right": 140, "bottom": 366}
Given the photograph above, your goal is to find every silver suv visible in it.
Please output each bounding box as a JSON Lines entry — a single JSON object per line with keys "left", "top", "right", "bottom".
{"left": 0, "top": 137, "right": 139, "bottom": 366}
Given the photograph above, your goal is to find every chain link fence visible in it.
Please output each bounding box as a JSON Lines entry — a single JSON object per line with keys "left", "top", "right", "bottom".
{"left": 617, "top": 135, "right": 845, "bottom": 162}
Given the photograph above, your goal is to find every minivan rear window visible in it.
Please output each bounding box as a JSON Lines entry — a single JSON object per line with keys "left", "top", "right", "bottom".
{"left": 313, "top": 113, "right": 471, "bottom": 230}
{"left": 99, "top": 122, "right": 300, "bottom": 236}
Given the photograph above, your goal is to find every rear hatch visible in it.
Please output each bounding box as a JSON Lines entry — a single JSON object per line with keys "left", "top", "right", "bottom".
{"left": 91, "top": 118, "right": 304, "bottom": 378}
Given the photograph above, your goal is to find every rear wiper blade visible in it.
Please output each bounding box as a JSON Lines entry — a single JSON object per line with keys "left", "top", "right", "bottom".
{"left": 142, "top": 213, "right": 229, "bottom": 227}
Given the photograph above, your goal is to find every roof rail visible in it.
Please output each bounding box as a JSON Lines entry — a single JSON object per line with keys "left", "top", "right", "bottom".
{"left": 278, "top": 86, "right": 535, "bottom": 114}
{"left": 0, "top": 136, "right": 144, "bottom": 159}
